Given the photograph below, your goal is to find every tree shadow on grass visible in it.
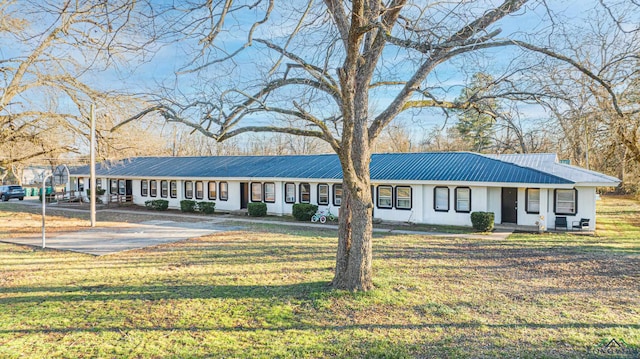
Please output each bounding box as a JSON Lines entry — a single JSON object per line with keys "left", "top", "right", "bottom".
{"left": 0, "top": 319, "right": 637, "bottom": 335}
{"left": 0, "top": 281, "right": 332, "bottom": 304}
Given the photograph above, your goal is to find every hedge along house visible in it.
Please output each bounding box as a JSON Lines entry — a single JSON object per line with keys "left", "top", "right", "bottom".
{"left": 66, "top": 152, "right": 619, "bottom": 230}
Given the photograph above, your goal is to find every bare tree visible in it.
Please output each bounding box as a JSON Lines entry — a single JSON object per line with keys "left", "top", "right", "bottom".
{"left": 0, "top": 0, "right": 163, "bottom": 173}
{"left": 120, "top": 0, "right": 640, "bottom": 290}
{"left": 520, "top": 3, "right": 640, "bottom": 191}
{"left": 373, "top": 122, "right": 414, "bottom": 153}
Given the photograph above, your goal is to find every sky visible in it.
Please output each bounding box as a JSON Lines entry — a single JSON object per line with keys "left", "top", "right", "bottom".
{"left": 3, "top": 0, "right": 637, "bottom": 153}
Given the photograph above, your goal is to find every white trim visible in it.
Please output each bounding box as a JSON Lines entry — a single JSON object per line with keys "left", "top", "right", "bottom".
{"left": 74, "top": 174, "right": 580, "bottom": 189}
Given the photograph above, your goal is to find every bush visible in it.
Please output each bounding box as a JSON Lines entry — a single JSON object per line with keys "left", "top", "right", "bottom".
{"left": 86, "top": 188, "right": 107, "bottom": 204}
{"left": 198, "top": 201, "right": 216, "bottom": 214}
{"left": 180, "top": 200, "right": 197, "bottom": 213}
{"left": 86, "top": 188, "right": 106, "bottom": 196}
{"left": 292, "top": 203, "right": 318, "bottom": 221}
{"left": 248, "top": 202, "right": 267, "bottom": 217}
{"left": 471, "top": 211, "right": 495, "bottom": 232}
{"left": 145, "top": 199, "right": 169, "bottom": 211}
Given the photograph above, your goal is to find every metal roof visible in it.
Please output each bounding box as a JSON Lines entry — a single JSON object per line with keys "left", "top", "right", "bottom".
{"left": 484, "top": 153, "right": 620, "bottom": 185}
{"left": 64, "top": 152, "right": 614, "bottom": 185}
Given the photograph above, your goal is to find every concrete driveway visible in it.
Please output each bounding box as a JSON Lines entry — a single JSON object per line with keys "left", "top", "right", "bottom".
{"left": 2, "top": 220, "right": 241, "bottom": 256}
{"left": 2, "top": 200, "right": 512, "bottom": 256}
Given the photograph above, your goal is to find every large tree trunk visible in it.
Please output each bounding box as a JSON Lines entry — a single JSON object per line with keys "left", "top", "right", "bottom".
{"left": 332, "top": 55, "right": 374, "bottom": 290}
{"left": 332, "top": 153, "right": 374, "bottom": 291}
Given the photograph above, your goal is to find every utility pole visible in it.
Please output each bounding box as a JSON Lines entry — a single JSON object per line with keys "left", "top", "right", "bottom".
{"left": 90, "top": 104, "right": 96, "bottom": 227}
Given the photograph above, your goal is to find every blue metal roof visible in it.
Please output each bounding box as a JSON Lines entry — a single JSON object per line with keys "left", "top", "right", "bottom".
{"left": 370, "top": 153, "right": 571, "bottom": 183}
{"left": 69, "top": 152, "right": 581, "bottom": 185}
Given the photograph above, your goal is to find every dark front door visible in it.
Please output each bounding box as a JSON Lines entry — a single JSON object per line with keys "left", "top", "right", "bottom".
{"left": 501, "top": 187, "right": 518, "bottom": 224}
{"left": 125, "top": 180, "right": 133, "bottom": 201}
{"left": 240, "top": 182, "right": 249, "bottom": 209}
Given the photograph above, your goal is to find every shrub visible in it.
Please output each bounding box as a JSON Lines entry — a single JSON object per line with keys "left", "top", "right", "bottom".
{"left": 471, "top": 211, "right": 495, "bottom": 232}
{"left": 248, "top": 202, "right": 267, "bottom": 217}
{"left": 86, "top": 188, "right": 107, "bottom": 204}
{"left": 292, "top": 203, "right": 318, "bottom": 221}
{"left": 86, "top": 188, "right": 106, "bottom": 196}
{"left": 198, "top": 201, "right": 216, "bottom": 214}
{"left": 180, "top": 200, "right": 197, "bottom": 213}
{"left": 145, "top": 199, "right": 169, "bottom": 211}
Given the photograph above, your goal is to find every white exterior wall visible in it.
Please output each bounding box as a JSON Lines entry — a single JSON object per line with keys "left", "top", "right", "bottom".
{"left": 125, "top": 179, "right": 242, "bottom": 212}
{"left": 545, "top": 186, "right": 597, "bottom": 231}
{"left": 72, "top": 176, "right": 600, "bottom": 230}
{"left": 280, "top": 181, "right": 295, "bottom": 216}
{"left": 487, "top": 187, "right": 501, "bottom": 224}
{"left": 75, "top": 176, "right": 108, "bottom": 203}
{"left": 218, "top": 181, "right": 240, "bottom": 212}
{"left": 418, "top": 185, "right": 488, "bottom": 226}
{"left": 132, "top": 180, "right": 142, "bottom": 205}
{"left": 518, "top": 188, "right": 537, "bottom": 226}
{"left": 277, "top": 181, "right": 341, "bottom": 217}
{"left": 372, "top": 184, "right": 422, "bottom": 223}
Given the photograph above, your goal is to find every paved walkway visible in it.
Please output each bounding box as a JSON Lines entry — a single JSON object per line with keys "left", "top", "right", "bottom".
{"left": 1, "top": 200, "right": 512, "bottom": 255}
{"left": 101, "top": 208, "right": 514, "bottom": 240}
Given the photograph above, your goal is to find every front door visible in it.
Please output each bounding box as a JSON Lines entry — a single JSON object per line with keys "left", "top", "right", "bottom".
{"left": 125, "top": 180, "right": 133, "bottom": 200}
{"left": 240, "top": 182, "right": 249, "bottom": 209}
{"left": 501, "top": 188, "right": 518, "bottom": 224}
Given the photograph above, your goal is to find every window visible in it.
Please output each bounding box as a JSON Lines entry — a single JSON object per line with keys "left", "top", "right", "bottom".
{"left": 170, "top": 181, "right": 177, "bottom": 198}
{"left": 377, "top": 185, "right": 393, "bottom": 209}
{"left": 141, "top": 180, "right": 148, "bottom": 196}
{"left": 318, "top": 184, "right": 329, "bottom": 205}
{"left": 251, "top": 182, "right": 262, "bottom": 202}
{"left": 455, "top": 187, "right": 471, "bottom": 212}
{"left": 333, "top": 184, "right": 343, "bottom": 206}
{"left": 526, "top": 188, "right": 540, "bottom": 214}
{"left": 208, "top": 181, "right": 216, "bottom": 200}
{"left": 195, "top": 181, "right": 204, "bottom": 200}
{"left": 555, "top": 189, "right": 577, "bottom": 215}
{"left": 219, "top": 182, "right": 228, "bottom": 201}
{"left": 264, "top": 183, "right": 275, "bottom": 203}
{"left": 150, "top": 180, "right": 158, "bottom": 197}
{"left": 300, "top": 183, "right": 310, "bottom": 203}
{"left": 285, "top": 183, "right": 296, "bottom": 203}
{"left": 395, "top": 186, "right": 412, "bottom": 210}
{"left": 184, "top": 181, "right": 193, "bottom": 199}
{"left": 161, "top": 181, "right": 168, "bottom": 198}
{"left": 96, "top": 179, "right": 102, "bottom": 190}
{"left": 118, "top": 180, "right": 125, "bottom": 195}
{"left": 434, "top": 187, "right": 449, "bottom": 212}
{"left": 110, "top": 179, "right": 118, "bottom": 194}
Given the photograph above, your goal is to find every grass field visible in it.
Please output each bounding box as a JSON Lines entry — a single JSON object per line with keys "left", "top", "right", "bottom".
{"left": 0, "top": 196, "right": 638, "bottom": 358}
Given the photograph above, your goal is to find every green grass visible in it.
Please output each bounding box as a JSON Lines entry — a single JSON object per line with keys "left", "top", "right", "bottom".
{"left": 0, "top": 196, "right": 638, "bottom": 358}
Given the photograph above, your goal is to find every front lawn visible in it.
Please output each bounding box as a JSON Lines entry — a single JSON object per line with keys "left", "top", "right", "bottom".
{"left": 0, "top": 196, "right": 638, "bottom": 358}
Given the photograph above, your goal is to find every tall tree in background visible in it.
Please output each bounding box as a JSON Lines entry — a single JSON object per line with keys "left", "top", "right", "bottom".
{"left": 454, "top": 73, "right": 499, "bottom": 153}
{"left": 121, "top": 0, "right": 640, "bottom": 290}
{"left": 522, "top": 4, "right": 640, "bottom": 193}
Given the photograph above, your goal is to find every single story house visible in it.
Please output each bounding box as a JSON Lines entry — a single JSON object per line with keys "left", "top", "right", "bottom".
{"left": 65, "top": 152, "right": 619, "bottom": 230}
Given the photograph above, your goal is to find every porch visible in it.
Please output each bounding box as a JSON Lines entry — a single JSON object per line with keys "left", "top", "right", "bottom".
{"left": 495, "top": 223, "right": 594, "bottom": 235}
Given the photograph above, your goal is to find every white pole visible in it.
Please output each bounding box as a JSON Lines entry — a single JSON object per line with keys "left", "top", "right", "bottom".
{"left": 42, "top": 174, "right": 52, "bottom": 248}
{"left": 90, "top": 104, "right": 96, "bottom": 227}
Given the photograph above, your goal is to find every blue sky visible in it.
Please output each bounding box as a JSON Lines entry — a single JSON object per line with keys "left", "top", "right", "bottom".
{"left": 3, "top": 0, "right": 636, "bottom": 150}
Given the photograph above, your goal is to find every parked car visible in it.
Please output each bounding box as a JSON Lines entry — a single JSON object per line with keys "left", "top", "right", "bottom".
{"left": 0, "top": 185, "right": 25, "bottom": 201}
